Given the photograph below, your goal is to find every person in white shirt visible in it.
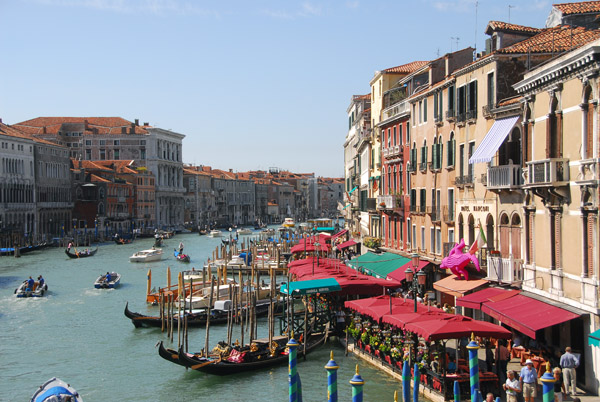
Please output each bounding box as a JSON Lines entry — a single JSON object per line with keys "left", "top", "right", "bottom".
{"left": 503, "top": 370, "right": 521, "bottom": 402}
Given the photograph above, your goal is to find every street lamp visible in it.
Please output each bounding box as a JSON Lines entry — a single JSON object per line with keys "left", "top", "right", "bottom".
{"left": 312, "top": 241, "right": 321, "bottom": 276}
{"left": 405, "top": 253, "right": 427, "bottom": 313}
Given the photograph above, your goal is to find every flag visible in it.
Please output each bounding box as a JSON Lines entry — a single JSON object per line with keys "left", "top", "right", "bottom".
{"left": 469, "top": 226, "right": 486, "bottom": 254}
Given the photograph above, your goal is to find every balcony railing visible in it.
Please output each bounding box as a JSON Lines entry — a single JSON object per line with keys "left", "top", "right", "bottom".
{"left": 446, "top": 109, "right": 455, "bottom": 121}
{"left": 382, "top": 100, "right": 410, "bottom": 121}
{"left": 466, "top": 109, "right": 477, "bottom": 121}
{"left": 524, "top": 158, "right": 569, "bottom": 187}
{"left": 377, "top": 194, "right": 398, "bottom": 210}
{"left": 454, "top": 175, "right": 474, "bottom": 186}
{"left": 486, "top": 255, "right": 523, "bottom": 284}
{"left": 486, "top": 163, "right": 523, "bottom": 190}
{"left": 574, "top": 158, "right": 600, "bottom": 185}
{"left": 442, "top": 205, "right": 454, "bottom": 224}
{"left": 426, "top": 206, "right": 441, "bottom": 222}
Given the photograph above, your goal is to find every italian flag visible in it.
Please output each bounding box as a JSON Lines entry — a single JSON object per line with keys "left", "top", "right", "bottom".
{"left": 469, "top": 226, "right": 486, "bottom": 254}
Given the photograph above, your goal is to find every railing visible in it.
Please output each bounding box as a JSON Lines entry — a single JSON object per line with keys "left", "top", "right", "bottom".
{"left": 454, "top": 175, "right": 473, "bottom": 186}
{"left": 377, "top": 194, "right": 398, "bottom": 210}
{"left": 466, "top": 109, "right": 477, "bottom": 120}
{"left": 486, "top": 255, "right": 524, "bottom": 284}
{"left": 487, "top": 163, "right": 523, "bottom": 190}
{"left": 524, "top": 158, "right": 569, "bottom": 186}
{"left": 575, "top": 158, "right": 600, "bottom": 184}
{"left": 426, "top": 206, "right": 441, "bottom": 222}
{"left": 446, "top": 109, "right": 455, "bottom": 121}
{"left": 442, "top": 205, "right": 454, "bottom": 223}
{"left": 456, "top": 112, "right": 466, "bottom": 123}
{"left": 382, "top": 148, "right": 390, "bottom": 158}
{"left": 382, "top": 100, "right": 410, "bottom": 121}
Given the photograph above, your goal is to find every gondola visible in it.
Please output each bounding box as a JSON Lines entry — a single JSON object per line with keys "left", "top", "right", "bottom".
{"left": 65, "top": 247, "right": 98, "bottom": 259}
{"left": 158, "top": 341, "right": 199, "bottom": 368}
{"left": 168, "top": 332, "right": 326, "bottom": 375}
{"left": 174, "top": 249, "right": 190, "bottom": 262}
{"left": 114, "top": 238, "right": 133, "bottom": 245}
{"left": 124, "top": 301, "right": 274, "bottom": 328}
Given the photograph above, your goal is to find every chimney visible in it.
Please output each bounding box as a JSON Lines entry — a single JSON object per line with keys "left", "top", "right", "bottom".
{"left": 135, "top": 119, "right": 139, "bottom": 126}
{"left": 0, "top": 118, "right": 3, "bottom": 124}
{"left": 229, "top": 169, "right": 233, "bottom": 173}
{"left": 43, "top": 126, "right": 47, "bottom": 134}
{"left": 143, "top": 122, "right": 149, "bottom": 126}
{"left": 84, "top": 119, "right": 89, "bottom": 130}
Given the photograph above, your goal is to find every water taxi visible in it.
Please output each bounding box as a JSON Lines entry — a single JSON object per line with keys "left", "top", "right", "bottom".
{"left": 129, "top": 248, "right": 163, "bottom": 262}
{"left": 282, "top": 217, "right": 295, "bottom": 228}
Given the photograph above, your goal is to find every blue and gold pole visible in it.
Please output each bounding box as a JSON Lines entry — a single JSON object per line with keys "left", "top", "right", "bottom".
{"left": 466, "top": 333, "right": 480, "bottom": 402}
{"left": 349, "top": 364, "right": 365, "bottom": 402}
{"left": 402, "top": 360, "right": 410, "bottom": 402}
{"left": 454, "top": 380, "right": 460, "bottom": 402}
{"left": 540, "top": 362, "right": 556, "bottom": 402}
{"left": 325, "top": 350, "right": 339, "bottom": 402}
{"left": 413, "top": 363, "right": 420, "bottom": 402}
{"left": 287, "top": 335, "right": 299, "bottom": 402}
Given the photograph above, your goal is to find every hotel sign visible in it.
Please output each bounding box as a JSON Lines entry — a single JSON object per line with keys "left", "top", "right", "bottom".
{"left": 460, "top": 205, "right": 490, "bottom": 212}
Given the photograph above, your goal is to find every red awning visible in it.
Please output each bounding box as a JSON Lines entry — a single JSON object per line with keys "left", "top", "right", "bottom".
{"left": 481, "top": 294, "right": 580, "bottom": 339}
{"left": 456, "top": 288, "right": 520, "bottom": 310}
{"left": 387, "top": 260, "right": 430, "bottom": 282}
{"left": 381, "top": 310, "right": 452, "bottom": 328}
{"left": 404, "top": 315, "right": 512, "bottom": 341}
{"left": 337, "top": 239, "right": 357, "bottom": 250}
{"left": 331, "top": 229, "right": 348, "bottom": 241}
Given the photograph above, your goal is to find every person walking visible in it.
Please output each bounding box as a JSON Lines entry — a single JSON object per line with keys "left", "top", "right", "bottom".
{"left": 519, "top": 359, "right": 538, "bottom": 402}
{"left": 496, "top": 339, "right": 510, "bottom": 385}
{"left": 503, "top": 370, "right": 521, "bottom": 402}
{"left": 560, "top": 346, "right": 579, "bottom": 396}
{"left": 553, "top": 367, "right": 566, "bottom": 402}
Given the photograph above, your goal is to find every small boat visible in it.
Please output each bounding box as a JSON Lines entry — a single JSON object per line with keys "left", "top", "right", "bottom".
{"left": 65, "top": 247, "right": 98, "bottom": 259}
{"left": 94, "top": 272, "right": 121, "bottom": 289}
{"left": 237, "top": 228, "right": 253, "bottom": 235}
{"left": 15, "top": 278, "right": 48, "bottom": 298}
{"left": 154, "top": 236, "right": 163, "bottom": 247}
{"left": 30, "top": 377, "right": 83, "bottom": 402}
{"left": 208, "top": 230, "right": 222, "bottom": 237}
{"left": 168, "top": 333, "right": 326, "bottom": 375}
{"left": 174, "top": 249, "right": 190, "bottom": 263}
{"left": 129, "top": 248, "right": 163, "bottom": 262}
{"left": 282, "top": 217, "right": 295, "bottom": 228}
{"left": 114, "top": 237, "right": 133, "bottom": 245}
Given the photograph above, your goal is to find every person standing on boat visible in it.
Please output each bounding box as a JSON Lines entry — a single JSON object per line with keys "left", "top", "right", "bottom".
{"left": 178, "top": 241, "right": 184, "bottom": 254}
{"left": 26, "top": 276, "right": 34, "bottom": 291}
{"left": 104, "top": 272, "right": 111, "bottom": 283}
{"left": 36, "top": 275, "right": 44, "bottom": 289}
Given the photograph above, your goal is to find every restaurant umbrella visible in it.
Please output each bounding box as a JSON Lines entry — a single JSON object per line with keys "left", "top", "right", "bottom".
{"left": 381, "top": 310, "right": 452, "bottom": 328}
{"left": 403, "top": 315, "right": 511, "bottom": 342}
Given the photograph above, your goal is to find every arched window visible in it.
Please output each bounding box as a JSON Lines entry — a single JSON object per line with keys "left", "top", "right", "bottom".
{"left": 486, "top": 214, "right": 494, "bottom": 252}
{"left": 510, "top": 214, "right": 522, "bottom": 260}
{"left": 583, "top": 86, "right": 594, "bottom": 159}
{"left": 547, "top": 94, "right": 561, "bottom": 158}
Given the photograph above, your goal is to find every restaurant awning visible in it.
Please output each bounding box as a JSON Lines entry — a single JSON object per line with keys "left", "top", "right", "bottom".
{"left": 433, "top": 275, "right": 488, "bottom": 298}
{"left": 280, "top": 278, "right": 341, "bottom": 295}
{"left": 381, "top": 310, "right": 451, "bottom": 328}
{"left": 456, "top": 287, "right": 520, "bottom": 310}
{"left": 469, "top": 115, "right": 519, "bottom": 164}
{"left": 481, "top": 294, "right": 581, "bottom": 339}
{"left": 387, "top": 260, "right": 430, "bottom": 282}
{"left": 590, "top": 329, "right": 600, "bottom": 348}
{"left": 331, "top": 229, "right": 348, "bottom": 242}
{"left": 348, "top": 252, "right": 411, "bottom": 279}
{"left": 337, "top": 239, "right": 357, "bottom": 250}
{"left": 404, "top": 315, "right": 512, "bottom": 341}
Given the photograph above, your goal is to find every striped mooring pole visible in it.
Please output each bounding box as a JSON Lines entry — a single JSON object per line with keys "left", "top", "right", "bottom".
{"left": 413, "top": 363, "right": 420, "bottom": 402}
{"left": 540, "top": 362, "right": 556, "bottom": 402}
{"left": 349, "top": 364, "right": 365, "bottom": 402}
{"left": 454, "top": 380, "right": 460, "bottom": 402}
{"left": 402, "top": 360, "right": 410, "bottom": 402}
{"left": 466, "top": 333, "right": 480, "bottom": 402}
{"left": 324, "top": 350, "right": 339, "bottom": 402}
{"left": 287, "top": 336, "right": 299, "bottom": 402}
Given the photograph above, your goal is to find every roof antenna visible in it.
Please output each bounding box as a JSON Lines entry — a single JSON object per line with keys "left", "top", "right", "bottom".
{"left": 450, "top": 37, "right": 460, "bottom": 52}
{"left": 474, "top": 0, "right": 478, "bottom": 58}
{"left": 508, "top": 5, "right": 515, "bottom": 23}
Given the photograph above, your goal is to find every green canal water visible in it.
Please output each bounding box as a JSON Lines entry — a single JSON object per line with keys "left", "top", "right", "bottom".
{"left": 1, "top": 232, "right": 415, "bottom": 401}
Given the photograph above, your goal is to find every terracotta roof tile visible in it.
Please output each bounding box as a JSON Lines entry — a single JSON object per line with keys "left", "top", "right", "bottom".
{"left": 553, "top": 1, "right": 600, "bottom": 15}
{"left": 497, "top": 25, "right": 600, "bottom": 54}
{"left": 486, "top": 21, "right": 542, "bottom": 35}
{"left": 0, "top": 122, "right": 65, "bottom": 146}
{"left": 383, "top": 61, "right": 429, "bottom": 74}
{"left": 14, "top": 117, "right": 149, "bottom": 135}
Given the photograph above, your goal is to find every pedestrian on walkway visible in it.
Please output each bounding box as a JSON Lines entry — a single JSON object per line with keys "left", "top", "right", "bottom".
{"left": 503, "top": 370, "right": 521, "bottom": 402}
{"left": 496, "top": 339, "right": 510, "bottom": 385}
{"left": 519, "top": 359, "right": 538, "bottom": 402}
{"left": 560, "top": 346, "right": 579, "bottom": 396}
{"left": 553, "top": 367, "right": 566, "bottom": 402}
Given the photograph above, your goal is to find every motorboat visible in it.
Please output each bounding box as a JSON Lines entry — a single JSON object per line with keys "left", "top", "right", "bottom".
{"left": 30, "top": 377, "right": 82, "bottom": 402}
{"left": 15, "top": 277, "right": 48, "bottom": 298}
{"left": 237, "top": 228, "right": 253, "bottom": 235}
{"left": 209, "top": 230, "right": 222, "bottom": 237}
{"left": 94, "top": 272, "right": 121, "bottom": 289}
{"left": 282, "top": 217, "right": 295, "bottom": 228}
{"left": 129, "top": 248, "right": 163, "bottom": 262}
{"left": 183, "top": 282, "right": 274, "bottom": 310}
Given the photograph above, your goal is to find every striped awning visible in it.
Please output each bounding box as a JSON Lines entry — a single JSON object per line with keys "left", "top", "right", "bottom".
{"left": 469, "top": 115, "right": 519, "bottom": 164}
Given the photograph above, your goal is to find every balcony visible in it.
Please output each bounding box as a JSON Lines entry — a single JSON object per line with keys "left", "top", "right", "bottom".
{"left": 382, "top": 100, "right": 410, "bottom": 121}
{"left": 419, "top": 162, "right": 428, "bottom": 172}
{"left": 486, "top": 254, "right": 523, "bottom": 284}
{"left": 466, "top": 109, "right": 477, "bottom": 121}
{"left": 486, "top": 163, "right": 523, "bottom": 190}
{"left": 442, "top": 205, "right": 454, "bottom": 224}
{"left": 446, "top": 109, "right": 456, "bottom": 121}
{"left": 574, "top": 158, "right": 600, "bottom": 186}
{"left": 482, "top": 104, "right": 493, "bottom": 119}
{"left": 454, "top": 175, "right": 474, "bottom": 187}
{"left": 382, "top": 148, "right": 390, "bottom": 158}
{"left": 426, "top": 206, "right": 441, "bottom": 222}
{"left": 377, "top": 194, "right": 397, "bottom": 211}
{"left": 524, "top": 159, "right": 569, "bottom": 188}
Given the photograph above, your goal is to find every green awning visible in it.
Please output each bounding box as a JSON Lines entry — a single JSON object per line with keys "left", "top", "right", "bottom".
{"left": 280, "top": 278, "right": 341, "bottom": 295}
{"left": 347, "top": 252, "right": 411, "bottom": 279}
{"left": 590, "top": 328, "right": 600, "bottom": 348}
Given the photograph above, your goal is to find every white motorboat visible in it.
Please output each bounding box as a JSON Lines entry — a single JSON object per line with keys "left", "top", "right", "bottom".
{"left": 282, "top": 217, "right": 295, "bottom": 228}
{"left": 15, "top": 278, "right": 48, "bottom": 298}
{"left": 236, "top": 228, "right": 253, "bottom": 235}
{"left": 183, "top": 282, "right": 274, "bottom": 309}
{"left": 129, "top": 248, "right": 163, "bottom": 262}
{"left": 30, "top": 377, "right": 83, "bottom": 402}
{"left": 94, "top": 272, "right": 121, "bottom": 289}
{"left": 208, "top": 230, "right": 222, "bottom": 237}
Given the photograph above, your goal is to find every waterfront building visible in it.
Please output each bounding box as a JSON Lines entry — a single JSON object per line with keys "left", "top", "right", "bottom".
{"left": 513, "top": 35, "right": 600, "bottom": 395}
{"left": 183, "top": 166, "right": 215, "bottom": 230}
{"left": 345, "top": 94, "right": 371, "bottom": 238}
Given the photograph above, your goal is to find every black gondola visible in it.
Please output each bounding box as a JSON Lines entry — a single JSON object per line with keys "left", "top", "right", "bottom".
{"left": 124, "top": 302, "right": 273, "bottom": 328}
{"left": 158, "top": 341, "right": 198, "bottom": 368}
{"left": 65, "top": 247, "right": 98, "bottom": 259}
{"left": 115, "top": 238, "right": 133, "bottom": 245}
{"left": 166, "top": 333, "right": 326, "bottom": 375}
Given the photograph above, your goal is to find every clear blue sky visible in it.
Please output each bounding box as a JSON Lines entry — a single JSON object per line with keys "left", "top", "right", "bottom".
{"left": 0, "top": 0, "right": 552, "bottom": 177}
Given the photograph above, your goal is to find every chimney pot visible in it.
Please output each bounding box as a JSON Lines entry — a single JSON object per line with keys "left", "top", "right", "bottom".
{"left": 135, "top": 119, "right": 139, "bottom": 126}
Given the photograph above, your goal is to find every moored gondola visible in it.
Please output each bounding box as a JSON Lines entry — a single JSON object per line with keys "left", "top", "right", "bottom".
{"left": 65, "top": 247, "right": 98, "bottom": 259}
{"left": 165, "top": 332, "right": 326, "bottom": 375}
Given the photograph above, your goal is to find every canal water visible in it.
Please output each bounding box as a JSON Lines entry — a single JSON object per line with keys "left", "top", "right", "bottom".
{"left": 1, "top": 231, "right": 409, "bottom": 401}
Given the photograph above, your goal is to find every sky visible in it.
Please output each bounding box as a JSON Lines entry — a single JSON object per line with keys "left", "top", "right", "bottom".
{"left": 0, "top": 0, "right": 554, "bottom": 177}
